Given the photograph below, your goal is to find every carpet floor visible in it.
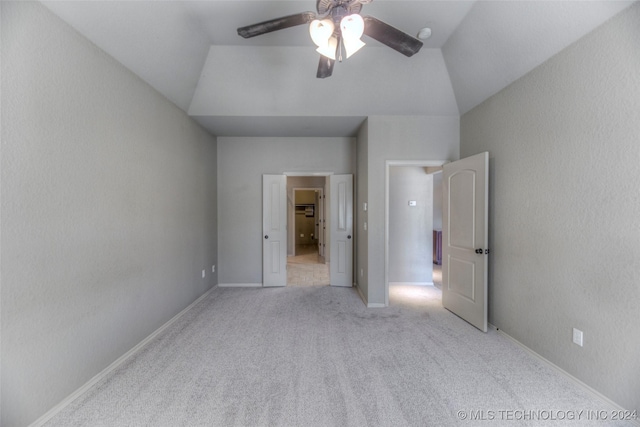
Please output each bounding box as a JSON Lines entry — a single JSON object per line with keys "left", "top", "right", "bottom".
{"left": 45, "top": 285, "right": 631, "bottom": 426}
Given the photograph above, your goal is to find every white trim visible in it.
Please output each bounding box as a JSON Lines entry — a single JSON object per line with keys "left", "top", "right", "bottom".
{"left": 389, "top": 282, "right": 435, "bottom": 287}
{"left": 384, "top": 160, "right": 448, "bottom": 307}
{"left": 367, "top": 302, "right": 386, "bottom": 308}
{"left": 355, "top": 283, "right": 368, "bottom": 306}
{"left": 283, "top": 172, "right": 333, "bottom": 176}
{"left": 495, "top": 326, "right": 639, "bottom": 424}
{"left": 355, "top": 283, "right": 387, "bottom": 308}
{"left": 218, "top": 283, "right": 263, "bottom": 288}
{"left": 28, "top": 287, "right": 217, "bottom": 427}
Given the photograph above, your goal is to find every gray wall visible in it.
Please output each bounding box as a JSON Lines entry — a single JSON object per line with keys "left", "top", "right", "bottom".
{"left": 460, "top": 3, "right": 640, "bottom": 412}
{"left": 356, "top": 121, "right": 370, "bottom": 297}
{"left": 389, "top": 167, "right": 434, "bottom": 283}
{"left": 1, "top": 3, "right": 218, "bottom": 426}
{"left": 217, "top": 137, "right": 355, "bottom": 284}
{"left": 357, "top": 116, "right": 459, "bottom": 305}
{"left": 432, "top": 172, "right": 443, "bottom": 231}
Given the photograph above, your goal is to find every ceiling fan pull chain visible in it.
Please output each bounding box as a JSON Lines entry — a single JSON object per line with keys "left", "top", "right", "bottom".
{"left": 338, "top": 37, "right": 344, "bottom": 62}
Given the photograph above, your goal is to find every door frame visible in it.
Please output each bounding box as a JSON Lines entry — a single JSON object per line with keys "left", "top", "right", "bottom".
{"left": 384, "top": 160, "right": 448, "bottom": 306}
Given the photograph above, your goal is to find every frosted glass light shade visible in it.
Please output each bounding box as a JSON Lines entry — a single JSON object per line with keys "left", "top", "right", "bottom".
{"left": 316, "top": 36, "right": 338, "bottom": 60}
{"left": 340, "top": 14, "right": 365, "bottom": 58}
{"left": 309, "top": 19, "right": 334, "bottom": 48}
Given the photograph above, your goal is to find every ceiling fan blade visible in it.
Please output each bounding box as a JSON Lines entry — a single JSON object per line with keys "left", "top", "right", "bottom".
{"left": 316, "top": 55, "right": 335, "bottom": 79}
{"left": 362, "top": 16, "right": 423, "bottom": 57}
{"left": 238, "top": 12, "right": 316, "bottom": 38}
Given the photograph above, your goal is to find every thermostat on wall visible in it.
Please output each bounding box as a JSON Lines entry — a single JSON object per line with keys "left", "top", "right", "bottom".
{"left": 409, "top": 201, "right": 417, "bottom": 207}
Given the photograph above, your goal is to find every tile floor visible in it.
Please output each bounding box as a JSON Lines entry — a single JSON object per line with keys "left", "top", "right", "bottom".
{"left": 287, "top": 244, "right": 329, "bottom": 287}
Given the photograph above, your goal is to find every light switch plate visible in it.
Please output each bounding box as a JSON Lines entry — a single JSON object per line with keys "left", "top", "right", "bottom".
{"left": 572, "top": 328, "right": 583, "bottom": 347}
{"left": 409, "top": 200, "right": 417, "bottom": 207}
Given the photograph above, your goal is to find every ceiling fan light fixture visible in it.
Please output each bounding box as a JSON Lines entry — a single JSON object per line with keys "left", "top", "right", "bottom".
{"left": 343, "top": 37, "right": 365, "bottom": 59}
{"left": 340, "top": 14, "right": 366, "bottom": 58}
{"left": 309, "top": 19, "right": 334, "bottom": 48}
{"left": 315, "top": 35, "right": 338, "bottom": 60}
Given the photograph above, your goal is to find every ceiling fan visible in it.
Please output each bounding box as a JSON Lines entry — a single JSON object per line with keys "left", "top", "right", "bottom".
{"left": 237, "top": 0, "right": 424, "bottom": 78}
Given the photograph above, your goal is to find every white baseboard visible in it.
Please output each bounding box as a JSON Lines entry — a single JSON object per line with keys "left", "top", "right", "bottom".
{"left": 367, "top": 302, "right": 387, "bottom": 308}
{"left": 494, "top": 325, "right": 640, "bottom": 426}
{"left": 29, "top": 287, "right": 216, "bottom": 427}
{"left": 389, "top": 282, "right": 435, "bottom": 287}
{"left": 354, "top": 283, "right": 368, "bottom": 306}
{"left": 354, "top": 283, "right": 387, "bottom": 308}
{"left": 218, "top": 283, "right": 262, "bottom": 288}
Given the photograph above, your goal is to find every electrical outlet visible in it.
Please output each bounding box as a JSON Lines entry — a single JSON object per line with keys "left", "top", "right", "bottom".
{"left": 360, "top": 268, "right": 364, "bottom": 277}
{"left": 364, "top": 222, "right": 367, "bottom": 231}
{"left": 212, "top": 265, "right": 215, "bottom": 273}
{"left": 202, "top": 270, "right": 206, "bottom": 279}
{"left": 572, "top": 328, "right": 583, "bottom": 347}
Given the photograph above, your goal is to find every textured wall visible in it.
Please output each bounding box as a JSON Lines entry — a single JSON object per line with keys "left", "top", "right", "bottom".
{"left": 389, "top": 167, "right": 434, "bottom": 283}
{"left": 356, "top": 121, "right": 370, "bottom": 299}
{"left": 363, "top": 116, "right": 459, "bottom": 305}
{"left": 1, "top": 2, "right": 217, "bottom": 425}
{"left": 217, "top": 137, "right": 355, "bottom": 284}
{"left": 461, "top": 3, "right": 640, "bottom": 412}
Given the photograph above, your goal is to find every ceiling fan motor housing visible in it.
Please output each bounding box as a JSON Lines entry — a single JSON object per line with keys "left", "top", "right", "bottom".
{"left": 317, "top": 1, "right": 362, "bottom": 17}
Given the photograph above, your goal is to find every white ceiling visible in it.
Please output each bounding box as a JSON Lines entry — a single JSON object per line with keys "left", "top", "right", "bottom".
{"left": 42, "top": 0, "right": 635, "bottom": 137}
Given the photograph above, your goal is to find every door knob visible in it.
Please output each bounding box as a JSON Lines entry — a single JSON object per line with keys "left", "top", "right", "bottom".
{"left": 347, "top": 235, "right": 352, "bottom": 239}
{"left": 264, "top": 235, "right": 269, "bottom": 239}
{"left": 475, "top": 248, "right": 483, "bottom": 254}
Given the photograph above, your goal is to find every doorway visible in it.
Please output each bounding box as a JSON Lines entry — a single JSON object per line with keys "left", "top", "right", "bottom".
{"left": 385, "top": 160, "right": 447, "bottom": 305}
{"left": 287, "top": 177, "right": 328, "bottom": 286}
{"left": 289, "top": 186, "right": 329, "bottom": 287}
{"left": 292, "top": 188, "right": 324, "bottom": 259}
{"left": 263, "top": 173, "right": 353, "bottom": 287}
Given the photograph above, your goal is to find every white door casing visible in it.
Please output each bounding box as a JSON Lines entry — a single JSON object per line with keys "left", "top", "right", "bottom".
{"left": 442, "top": 152, "right": 489, "bottom": 332}
{"left": 263, "top": 175, "right": 287, "bottom": 287}
{"left": 329, "top": 174, "right": 353, "bottom": 287}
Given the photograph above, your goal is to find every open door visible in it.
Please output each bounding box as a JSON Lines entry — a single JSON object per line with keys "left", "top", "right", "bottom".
{"left": 442, "top": 152, "right": 489, "bottom": 332}
{"left": 263, "top": 175, "right": 287, "bottom": 287}
{"left": 329, "top": 174, "right": 353, "bottom": 287}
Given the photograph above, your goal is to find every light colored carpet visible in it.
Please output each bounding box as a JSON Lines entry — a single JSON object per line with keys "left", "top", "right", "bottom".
{"left": 287, "top": 262, "right": 329, "bottom": 287}
{"left": 45, "top": 285, "right": 631, "bottom": 426}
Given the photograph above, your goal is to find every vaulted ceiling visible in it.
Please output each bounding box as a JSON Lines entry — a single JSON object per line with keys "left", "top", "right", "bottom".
{"left": 42, "top": 0, "right": 635, "bottom": 137}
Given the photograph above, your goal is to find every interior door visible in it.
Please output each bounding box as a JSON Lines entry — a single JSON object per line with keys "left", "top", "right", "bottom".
{"left": 329, "top": 174, "right": 353, "bottom": 287}
{"left": 317, "top": 189, "right": 325, "bottom": 258}
{"left": 263, "top": 174, "right": 287, "bottom": 287}
{"left": 442, "top": 152, "right": 489, "bottom": 332}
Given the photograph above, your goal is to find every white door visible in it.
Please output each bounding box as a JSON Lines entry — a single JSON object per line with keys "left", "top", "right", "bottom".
{"left": 263, "top": 175, "right": 287, "bottom": 287}
{"left": 442, "top": 152, "right": 489, "bottom": 332}
{"left": 329, "top": 174, "right": 353, "bottom": 287}
{"left": 317, "top": 189, "right": 325, "bottom": 258}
